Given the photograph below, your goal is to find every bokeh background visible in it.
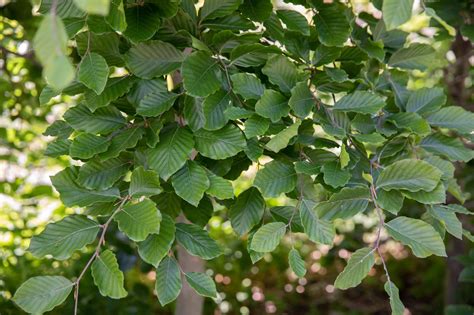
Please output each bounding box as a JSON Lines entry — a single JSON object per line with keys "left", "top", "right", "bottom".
{"left": 0, "top": 0, "right": 473, "bottom": 314}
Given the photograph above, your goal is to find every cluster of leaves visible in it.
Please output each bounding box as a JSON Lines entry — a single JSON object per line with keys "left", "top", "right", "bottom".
{"left": 12, "top": 0, "right": 474, "bottom": 314}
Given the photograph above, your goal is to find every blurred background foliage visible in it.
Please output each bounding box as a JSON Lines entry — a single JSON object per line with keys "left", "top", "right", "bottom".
{"left": 0, "top": 0, "right": 473, "bottom": 314}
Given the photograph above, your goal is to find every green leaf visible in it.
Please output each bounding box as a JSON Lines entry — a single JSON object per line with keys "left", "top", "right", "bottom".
{"left": 129, "top": 167, "right": 162, "bottom": 197}
{"left": 255, "top": 89, "right": 290, "bottom": 123}
{"left": 424, "top": 156, "right": 455, "bottom": 180}
{"left": 175, "top": 223, "right": 222, "bottom": 259}
{"left": 64, "top": 104, "right": 126, "bottom": 134}
{"left": 44, "top": 120, "right": 73, "bottom": 138}
{"left": 315, "top": 186, "right": 371, "bottom": 220}
{"left": 45, "top": 139, "right": 71, "bottom": 157}
{"left": 240, "top": 0, "right": 272, "bottom": 21}
{"left": 13, "top": 276, "right": 73, "bottom": 314}
{"left": 200, "top": 0, "right": 243, "bottom": 21}
{"left": 172, "top": 161, "right": 210, "bottom": 207}
{"left": 138, "top": 214, "right": 175, "bottom": 267}
{"left": 77, "top": 157, "right": 129, "bottom": 190}
{"left": 229, "top": 187, "right": 265, "bottom": 236}
{"left": 91, "top": 250, "right": 127, "bottom": 299}
{"left": 288, "top": 248, "right": 306, "bottom": 278}
{"left": 334, "top": 247, "right": 375, "bottom": 290}
{"left": 137, "top": 91, "right": 179, "bottom": 117}
{"left": 78, "top": 52, "right": 109, "bottom": 94}
{"left": 76, "top": 31, "right": 123, "bottom": 66}
{"left": 182, "top": 198, "right": 214, "bottom": 227}
{"left": 300, "top": 199, "right": 335, "bottom": 245}
{"left": 29, "top": 215, "right": 100, "bottom": 260}
{"left": 230, "top": 43, "right": 280, "bottom": 67}
{"left": 276, "top": 10, "right": 309, "bottom": 36}
{"left": 385, "top": 216, "right": 447, "bottom": 257}
{"left": 185, "top": 272, "right": 217, "bottom": 298}
{"left": 384, "top": 281, "right": 406, "bottom": 315}
{"left": 334, "top": 91, "right": 385, "bottom": 114}
{"left": 388, "top": 112, "right": 431, "bottom": 135}
{"left": 203, "top": 89, "right": 232, "bottom": 130}
{"left": 182, "top": 51, "right": 221, "bottom": 97}
{"left": 254, "top": 160, "right": 297, "bottom": 198}
{"left": 206, "top": 170, "right": 234, "bottom": 200}
{"left": 289, "top": 81, "right": 314, "bottom": 118}
{"left": 420, "top": 134, "right": 473, "bottom": 162}
{"left": 115, "top": 199, "right": 161, "bottom": 242}
{"left": 314, "top": 4, "right": 351, "bottom": 47}
{"left": 99, "top": 127, "right": 144, "bottom": 159}
{"left": 388, "top": 43, "right": 436, "bottom": 71}
{"left": 427, "top": 106, "right": 474, "bottom": 134}
{"left": 250, "top": 222, "right": 286, "bottom": 252}
{"left": 106, "top": 0, "right": 127, "bottom": 32}
{"left": 429, "top": 206, "right": 463, "bottom": 239}
{"left": 125, "top": 40, "right": 184, "bottom": 79}
{"left": 123, "top": 4, "right": 161, "bottom": 42}
{"left": 51, "top": 167, "right": 120, "bottom": 207}
{"left": 376, "top": 159, "right": 442, "bottom": 192}
{"left": 225, "top": 107, "right": 254, "bottom": 120}
{"left": 231, "top": 73, "right": 265, "bottom": 99}
{"left": 70, "top": 133, "right": 110, "bottom": 159}
{"left": 194, "top": 124, "right": 246, "bottom": 160}
{"left": 321, "top": 161, "right": 351, "bottom": 188}
{"left": 402, "top": 182, "right": 446, "bottom": 204}
{"left": 39, "top": 0, "right": 86, "bottom": 18}
{"left": 377, "top": 189, "right": 404, "bottom": 215}
{"left": 244, "top": 115, "right": 270, "bottom": 138}
{"left": 262, "top": 55, "right": 298, "bottom": 93}
{"left": 266, "top": 120, "right": 301, "bottom": 153}
{"left": 382, "top": 0, "right": 413, "bottom": 30}
{"left": 184, "top": 96, "right": 206, "bottom": 131}
{"left": 147, "top": 126, "right": 194, "bottom": 180}
{"left": 406, "top": 87, "right": 445, "bottom": 116}
{"left": 84, "top": 76, "right": 134, "bottom": 111}
{"left": 156, "top": 256, "right": 182, "bottom": 306}
{"left": 74, "top": 0, "right": 110, "bottom": 15}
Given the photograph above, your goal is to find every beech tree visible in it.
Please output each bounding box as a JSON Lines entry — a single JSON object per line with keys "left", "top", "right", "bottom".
{"left": 11, "top": 0, "right": 474, "bottom": 314}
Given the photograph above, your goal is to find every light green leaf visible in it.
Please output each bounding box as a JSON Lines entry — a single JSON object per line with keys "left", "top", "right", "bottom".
{"left": 255, "top": 89, "right": 290, "bottom": 123}
{"left": 384, "top": 281, "right": 406, "bottom": 315}
{"left": 231, "top": 73, "right": 264, "bottom": 99}
{"left": 137, "top": 91, "right": 179, "bottom": 117}
{"left": 266, "top": 120, "right": 301, "bottom": 153}
{"left": 377, "top": 189, "right": 404, "bottom": 215}
{"left": 388, "top": 112, "right": 431, "bottom": 135}
{"left": 114, "top": 199, "right": 161, "bottom": 242}
{"left": 99, "top": 127, "right": 144, "bottom": 160}
{"left": 147, "top": 126, "right": 194, "bottom": 180}
{"left": 300, "top": 199, "right": 335, "bottom": 245}
{"left": 138, "top": 214, "right": 175, "bottom": 267}
{"left": 70, "top": 133, "right": 110, "bottom": 159}
{"left": 334, "top": 91, "right": 385, "bottom": 114}
{"left": 424, "top": 156, "right": 455, "bottom": 180}
{"left": 382, "top": 0, "right": 413, "bottom": 30}
{"left": 427, "top": 106, "right": 474, "bottom": 134}
{"left": 51, "top": 167, "right": 120, "bottom": 207}
{"left": 194, "top": 124, "right": 246, "bottom": 160}
{"left": 129, "top": 167, "right": 162, "bottom": 197}
{"left": 420, "top": 134, "right": 473, "bottom": 162}
{"left": 289, "top": 81, "right": 314, "bottom": 118}
{"left": 182, "top": 51, "right": 221, "bottom": 97}
{"left": 84, "top": 76, "right": 134, "bottom": 111}
{"left": 316, "top": 186, "right": 371, "bottom": 220}
{"left": 206, "top": 170, "right": 234, "bottom": 200}
{"left": 385, "top": 216, "right": 447, "bottom": 257}
{"left": 254, "top": 160, "right": 297, "bottom": 198}
{"left": 244, "top": 114, "right": 270, "bottom": 138}
{"left": 429, "top": 206, "right": 463, "bottom": 239}
{"left": 262, "top": 55, "right": 298, "bottom": 93}
{"left": 13, "top": 276, "right": 73, "bottom": 314}
{"left": 185, "top": 272, "right": 217, "bottom": 298}
{"left": 39, "top": 0, "right": 86, "bottom": 18}
{"left": 156, "top": 256, "right": 182, "bottom": 306}
{"left": 250, "top": 222, "right": 286, "bottom": 252}
{"left": 200, "top": 0, "right": 243, "bottom": 21}
{"left": 77, "top": 157, "right": 129, "bottom": 190}
{"left": 314, "top": 4, "right": 351, "bottom": 47}
{"left": 64, "top": 104, "right": 126, "bottom": 134}
{"left": 203, "top": 89, "right": 232, "bottom": 130}
{"left": 125, "top": 40, "right": 184, "bottom": 79}
{"left": 91, "top": 250, "right": 127, "bottom": 299}
{"left": 29, "top": 215, "right": 99, "bottom": 260}
{"left": 276, "top": 10, "right": 310, "bottom": 36}
{"left": 288, "top": 248, "right": 306, "bottom": 278}
{"left": 78, "top": 53, "right": 109, "bottom": 94}
{"left": 321, "top": 161, "right": 351, "bottom": 188}
{"left": 229, "top": 187, "right": 265, "bottom": 236}
{"left": 388, "top": 43, "right": 436, "bottom": 70}
{"left": 334, "top": 247, "right": 375, "bottom": 290}
{"left": 172, "top": 161, "right": 210, "bottom": 207}
{"left": 406, "top": 87, "right": 445, "bottom": 116}
{"left": 175, "top": 223, "right": 222, "bottom": 259}
{"left": 376, "top": 159, "right": 442, "bottom": 192}
{"left": 402, "top": 182, "right": 446, "bottom": 204}
{"left": 106, "top": 0, "right": 127, "bottom": 31}
{"left": 123, "top": 4, "right": 161, "bottom": 42}
{"left": 74, "top": 0, "right": 110, "bottom": 15}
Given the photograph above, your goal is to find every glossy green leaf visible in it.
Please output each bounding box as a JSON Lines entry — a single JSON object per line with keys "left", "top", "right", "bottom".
{"left": 194, "top": 124, "right": 246, "bottom": 160}
{"left": 203, "top": 89, "right": 232, "bottom": 130}
{"left": 402, "top": 182, "right": 446, "bottom": 204}
{"left": 262, "top": 55, "right": 298, "bottom": 93}
{"left": 429, "top": 206, "right": 463, "bottom": 239}
{"left": 315, "top": 186, "right": 371, "bottom": 221}
{"left": 289, "top": 81, "right": 314, "bottom": 118}
{"left": 185, "top": 272, "right": 217, "bottom": 298}
{"left": 406, "top": 87, "right": 445, "bottom": 115}
{"left": 254, "top": 160, "right": 297, "bottom": 198}
{"left": 382, "top": 0, "right": 413, "bottom": 30}
{"left": 288, "top": 248, "right": 306, "bottom": 278}
{"left": 321, "top": 161, "right": 351, "bottom": 188}
{"left": 77, "top": 157, "right": 129, "bottom": 190}
{"left": 84, "top": 76, "right": 134, "bottom": 111}
{"left": 334, "top": 91, "right": 385, "bottom": 114}
{"left": 334, "top": 247, "right": 375, "bottom": 290}
{"left": 70, "top": 133, "right": 110, "bottom": 159}
{"left": 384, "top": 281, "right": 406, "bottom": 315}
{"left": 266, "top": 120, "right": 301, "bottom": 153}
{"left": 172, "top": 161, "right": 210, "bottom": 207}
{"left": 156, "top": 256, "right": 182, "bottom": 306}
{"left": 231, "top": 73, "right": 265, "bottom": 99}
{"left": 206, "top": 170, "right": 234, "bottom": 200}
{"left": 420, "top": 134, "right": 473, "bottom": 162}
{"left": 64, "top": 104, "right": 126, "bottom": 134}
{"left": 255, "top": 89, "right": 290, "bottom": 123}
{"left": 182, "top": 51, "right": 221, "bottom": 97}
{"left": 376, "top": 189, "right": 404, "bottom": 215}
{"left": 137, "top": 91, "right": 179, "bottom": 117}
{"left": 175, "top": 223, "right": 222, "bottom": 260}
{"left": 123, "top": 4, "right": 161, "bottom": 42}
{"left": 244, "top": 115, "right": 270, "bottom": 138}
{"left": 300, "top": 199, "right": 335, "bottom": 245}
{"left": 229, "top": 187, "right": 265, "bottom": 236}
{"left": 99, "top": 127, "right": 144, "bottom": 160}
{"left": 427, "top": 106, "right": 474, "bottom": 134}
{"left": 388, "top": 44, "right": 435, "bottom": 70}
{"left": 250, "top": 222, "right": 286, "bottom": 253}
{"left": 91, "top": 250, "right": 127, "bottom": 299}
{"left": 114, "top": 199, "right": 161, "bottom": 242}
{"left": 138, "top": 214, "right": 175, "bottom": 267}
{"left": 78, "top": 52, "right": 109, "bottom": 94}
{"left": 276, "top": 10, "right": 309, "bottom": 36}
{"left": 200, "top": 0, "right": 243, "bottom": 21}
{"left": 129, "top": 167, "right": 162, "bottom": 197}
{"left": 314, "top": 4, "right": 351, "bottom": 47}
